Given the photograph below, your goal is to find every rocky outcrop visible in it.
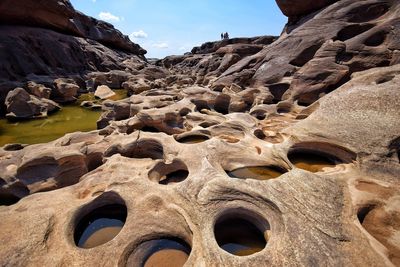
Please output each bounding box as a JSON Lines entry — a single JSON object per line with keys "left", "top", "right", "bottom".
{"left": 0, "top": 0, "right": 146, "bottom": 55}
{"left": 0, "top": 0, "right": 399, "bottom": 266}
{"left": 157, "top": 36, "right": 278, "bottom": 86}
{"left": 159, "top": 0, "right": 399, "bottom": 106}
{"left": 210, "top": 0, "right": 400, "bottom": 105}
{"left": 5, "top": 88, "right": 60, "bottom": 119}
{"left": 191, "top": 36, "right": 278, "bottom": 54}
{"left": 0, "top": 0, "right": 147, "bottom": 115}
{"left": 0, "top": 65, "right": 399, "bottom": 266}
{"left": 275, "top": 0, "right": 338, "bottom": 18}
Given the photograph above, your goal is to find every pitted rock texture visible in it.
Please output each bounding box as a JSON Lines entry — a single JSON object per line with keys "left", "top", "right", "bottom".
{"left": 0, "top": 65, "right": 399, "bottom": 266}
{"left": 0, "top": 0, "right": 400, "bottom": 266}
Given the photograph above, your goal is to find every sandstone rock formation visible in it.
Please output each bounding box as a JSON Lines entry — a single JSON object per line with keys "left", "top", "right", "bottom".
{"left": 0, "top": 0, "right": 399, "bottom": 266}
{"left": 0, "top": 0, "right": 147, "bottom": 115}
{"left": 0, "top": 64, "right": 399, "bottom": 266}
{"left": 5, "top": 88, "right": 61, "bottom": 119}
{"left": 95, "top": 85, "right": 116, "bottom": 100}
{"left": 275, "top": 0, "right": 338, "bottom": 18}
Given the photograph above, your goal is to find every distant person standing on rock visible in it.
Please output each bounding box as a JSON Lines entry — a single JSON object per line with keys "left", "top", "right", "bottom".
{"left": 223, "top": 32, "right": 229, "bottom": 39}
{"left": 221, "top": 33, "right": 224, "bottom": 40}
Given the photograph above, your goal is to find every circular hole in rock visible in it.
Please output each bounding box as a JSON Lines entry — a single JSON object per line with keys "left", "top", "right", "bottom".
{"left": 364, "top": 31, "right": 387, "bottom": 47}
{"left": 357, "top": 204, "right": 400, "bottom": 265}
{"left": 214, "top": 211, "right": 269, "bottom": 256}
{"left": 0, "top": 193, "right": 21, "bottom": 206}
{"left": 105, "top": 139, "right": 164, "bottom": 160}
{"left": 3, "top": 143, "right": 26, "bottom": 151}
{"left": 128, "top": 238, "right": 191, "bottom": 267}
{"left": 289, "top": 151, "right": 339, "bottom": 172}
{"left": 176, "top": 135, "right": 210, "bottom": 144}
{"left": 141, "top": 126, "right": 161, "bottom": 133}
{"left": 288, "top": 142, "right": 356, "bottom": 173}
{"left": 148, "top": 160, "right": 189, "bottom": 185}
{"left": 357, "top": 204, "right": 375, "bottom": 225}
{"left": 227, "top": 166, "right": 287, "bottom": 181}
{"left": 74, "top": 204, "right": 127, "bottom": 249}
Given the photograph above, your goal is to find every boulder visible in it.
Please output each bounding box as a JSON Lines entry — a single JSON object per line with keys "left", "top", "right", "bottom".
{"left": 94, "top": 85, "right": 116, "bottom": 100}
{"left": 5, "top": 88, "right": 60, "bottom": 119}
{"left": 52, "top": 78, "right": 79, "bottom": 103}
{"left": 275, "top": 0, "right": 339, "bottom": 18}
{"left": 122, "top": 78, "right": 152, "bottom": 95}
{"left": 26, "top": 81, "right": 51, "bottom": 99}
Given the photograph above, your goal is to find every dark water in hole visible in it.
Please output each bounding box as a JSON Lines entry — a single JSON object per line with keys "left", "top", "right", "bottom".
{"left": 74, "top": 204, "right": 127, "bottom": 249}
{"left": 215, "top": 218, "right": 267, "bottom": 256}
{"left": 227, "top": 166, "right": 286, "bottom": 181}
{"left": 141, "top": 239, "right": 191, "bottom": 267}
{"left": 159, "top": 170, "right": 189, "bottom": 185}
{"left": 288, "top": 152, "right": 338, "bottom": 172}
{"left": 177, "top": 135, "right": 209, "bottom": 144}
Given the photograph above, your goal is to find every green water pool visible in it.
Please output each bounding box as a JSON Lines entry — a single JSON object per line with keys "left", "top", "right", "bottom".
{"left": 0, "top": 89, "right": 128, "bottom": 147}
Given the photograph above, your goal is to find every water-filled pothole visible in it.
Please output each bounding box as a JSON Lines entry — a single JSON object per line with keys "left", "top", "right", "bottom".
{"left": 214, "top": 211, "right": 269, "bottom": 256}
{"left": 289, "top": 151, "right": 339, "bottom": 172}
{"left": 148, "top": 160, "right": 189, "bottom": 185}
{"left": 127, "top": 238, "right": 191, "bottom": 267}
{"left": 74, "top": 204, "right": 127, "bottom": 249}
{"left": 288, "top": 142, "right": 356, "bottom": 173}
{"left": 176, "top": 135, "right": 210, "bottom": 144}
{"left": 357, "top": 204, "right": 400, "bottom": 265}
{"left": 227, "top": 166, "right": 287, "bottom": 181}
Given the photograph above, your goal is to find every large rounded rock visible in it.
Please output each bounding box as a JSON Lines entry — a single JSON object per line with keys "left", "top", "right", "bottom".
{"left": 275, "top": 0, "right": 338, "bottom": 17}
{"left": 5, "top": 88, "right": 60, "bottom": 119}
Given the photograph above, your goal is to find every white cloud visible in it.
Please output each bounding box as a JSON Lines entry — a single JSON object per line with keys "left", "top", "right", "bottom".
{"left": 98, "top": 12, "right": 120, "bottom": 22}
{"left": 152, "top": 42, "right": 169, "bottom": 49}
{"left": 130, "top": 30, "right": 148, "bottom": 39}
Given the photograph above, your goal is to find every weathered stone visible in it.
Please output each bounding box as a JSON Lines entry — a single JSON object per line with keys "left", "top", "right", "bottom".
{"left": 52, "top": 78, "right": 79, "bottom": 103}
{"left": 94, "top": 85, "right": 116, "bottom": 100}
{"left": 26, "top": 81, "right": 51, "bottom": 99}
{"left": 5, "top": 88, "right": 60, "bottom": 119}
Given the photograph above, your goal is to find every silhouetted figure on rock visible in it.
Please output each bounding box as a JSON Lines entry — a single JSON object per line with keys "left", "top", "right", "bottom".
{"left": 223, "top": 32, "right": 229, "bottom": 39}
{"left": 221, "top": 33, "right": 224, "bottom": 40}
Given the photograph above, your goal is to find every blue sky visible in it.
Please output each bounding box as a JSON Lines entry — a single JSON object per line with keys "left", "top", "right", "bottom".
{"left": 70, "top": 0, "right": 287, "bottom": 58}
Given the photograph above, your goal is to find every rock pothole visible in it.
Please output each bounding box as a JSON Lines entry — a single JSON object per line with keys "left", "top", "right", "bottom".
{"left": 105, "top": 139, "right": 164, "bottom": 160}
{"left": 74, "top": 194, "right": 127, "bottom": 249}
{"left": 127, "top": 238, "right": 191, "bottom": 267}
{"left": 175, "top": 134, "right": 210, "bottom": 144}
{"left": 347, "top": 3, "right": 390, "bottom": 23}
{"left": 148, "top": 160, "right": 189, "bottom": 185}
{"left": 214, "top": 209, "right": 270, "bottom": 256}
{"left": 288, "top": 142, "right": 356, "bottom": 172}
{"left": 336, "top": 24, "right": 375, "bottom": 41}
{"left": 0, "top": 192, "right": 21, "bottom": 206}
{"left": 357, "top": 204, "right": 400, "bottom": 266}
{"left": 226, "top": 166, "right": 287, "bottom": 181}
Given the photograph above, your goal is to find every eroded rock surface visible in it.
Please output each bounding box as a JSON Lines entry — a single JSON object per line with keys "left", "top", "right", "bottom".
{"left": 0, "top": 0, "right": 399, "bottom": 266}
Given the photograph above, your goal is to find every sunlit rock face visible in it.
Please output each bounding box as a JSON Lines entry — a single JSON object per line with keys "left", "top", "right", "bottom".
{"left": 0, "top": 0, "right": 400, "bottom": 266}
{"left": 275, "top": 0, "right": 339, "bottom": 17}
